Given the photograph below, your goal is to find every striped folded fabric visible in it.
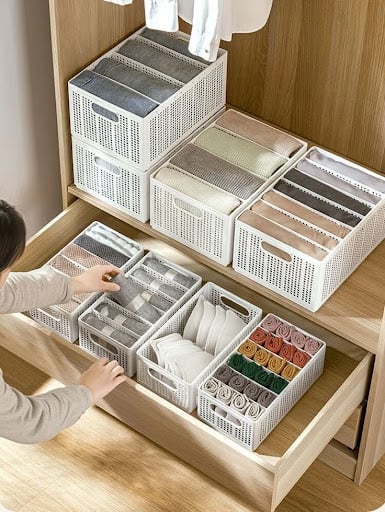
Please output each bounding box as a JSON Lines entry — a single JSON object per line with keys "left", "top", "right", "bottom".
{"left": 238, "top": 210, "right": 329, "bottom": 261}
{"left": 262, "top": 190, "right": 351, "bottom": 238}
{"left": 215, "top": 110, "right": 304, "bottom": 158}
{"left": 155, "top": 166, "right": 240, "bottom": 214}
{"left": 194, "top": 127, "right": 287, "bottom": 179}
{"left": 170, "top": 143, "right": 264, "bottom": 200}
{"left": 118, "top": 39, "right": 202, "bottom": 82}
{"left": 308, "top": 148, "right": 385, "bottom": 194}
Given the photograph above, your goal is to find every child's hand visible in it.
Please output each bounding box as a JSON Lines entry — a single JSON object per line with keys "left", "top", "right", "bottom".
{"left": 72, "top": 264, "right": 121, "bottom": 294}
{"left": 79, "top": 357, "right": 125, "bottom": 404}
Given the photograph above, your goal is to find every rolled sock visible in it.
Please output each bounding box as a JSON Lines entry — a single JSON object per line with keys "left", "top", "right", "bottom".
{"left": 267, "top": 355, "right": 286, "bottom": 375}
{"left": 194, "top": 127, "right": 287, "bottom": 179}
{"left": 110, "top": 274, "right": 162, "bottom": 323}
{"left": 143, "top": 257, "right": 196, "bottom": 288}
{"left": 227, "top": 353, "right": 246, "bottom": 373}
{"left": 216, "top": 384, "right": 233, "bottom": 405}
{"left": 245, "top": 402, "right": 264, "bottom": 420}
{"left": 202, "top": 377, "right": 220, "bottom": 396}
{"left": 264, "top": 335, "right": 283, "bottom": 354}
{"left": 132, "top": 268, "right": 183, "bottom": 300}
{"left": 70, "top": 70, "right": 158, "bottom": 118}
{"left": 249, "top": 327, "right": 270, "bottom": 345}
{"left": 241, "top": 360, "right": 260, "bottom": 380}
{"left": 304, "top": 337, "right": 323, "bottom": 355}
{"left": 74, "top": 233, "right": 128, "bottom": 267}
{"left": 230, "top": 392, "right": 249, "bottom": 413}
{"left": 228, "top": 374, "right": 247, "bottom": 393}
{"left": 254, "top": 367, "right": 273, "bottom": 388}
{"left": 290, "top": 329, "right": 307, "bottom": 349}
{"left": 93, "top": 57, "right": 180, "bottom": 103}
{"left": 293, "top": 350, "right": 311, "bottom": 368}
{"left": 270, "top": 375, "right": 289, "bottom": 394}
{"left": 83, "top": 313, "right": 137, "bottom": 347}
{"left": 243, "top": 382, "right": 262, "bottom": 401}
{"left": 279, "top": 343, "right": 296, "bottom": 362}
{"left": 238, "top": 340, "right": 258, "bottom": 359}
{"left": 261, "top": 314, "right": 281, "bottom": 332}
{"left": 118, "top": 39, "right": 201, "bottom": 83}
{"left": 258, "top": 389, "right": 276, "bottom": 407}
{"left": 170, "top": 143, "right": 265, "bottom": 200}
{"left": 94, "top": 301, "right": 148, "bottom": 336}
{"left": 275, "top": 321, "right": 292, "bottom": 339}
{"left": 253, "top": 347, "right": 271, "bottom": 367}
{"left": 213, "top": 364, "right": 235, "bottom": 384}
{"left": 281, "top": 364, "right": 299, "bottom": 381}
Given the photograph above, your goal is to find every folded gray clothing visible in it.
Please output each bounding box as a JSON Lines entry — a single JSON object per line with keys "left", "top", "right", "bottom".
{"left": 70, "top": 69, "right": 158, "bottom": 117}
{"left": 118, "top": 39, "right": 202, "bottom": 83}
{"left": 74, "top": 234, "right": 128, "bottom": 267}
{"left": 170, "top": 144, "right": 265, "bottom": 200}
{"left": 286, "top": 168, "right": 371, "bottom": 216}
{"left": 309, "top": 148, "right": 385, "bottom": 194}
{"left": 83, "top": 313, "right": 137, "bottom": 347}
{"left": 94, "top": 301, "right": 148, "bottom": 336}
{"left": 297, "top": 159, "right": 380, "bottom": 205}
{"left": 132, "top": 268, "right": 183, "bottom": 300}
{"left": 228, "top": 374, "right": 247, "bottom": 393}
{"left": 140, "top": 28, "right": 210, "bottom": 64}
{"left": 213, "top": 365, "right": 235, "bottom": 384}
{"left": 110, "top": 274, "right": 164, "bottom": 322}
{"left": 275, "top": 180, "right": 361, "bottom": 227}
{"left": 143, "top": 258, "right": 195, "bottom": 289}
{"left": 257, "top": 389, "right": 276, "bottom": 407}
{"left": 93, "top": 57, "right": 181, "bottom": 103}
{"left": 243, "top": 382, "right": 262, "bottom": 401}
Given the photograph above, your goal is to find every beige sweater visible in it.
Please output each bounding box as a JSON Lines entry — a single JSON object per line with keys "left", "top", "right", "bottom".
{"left": 0, "top": 267, "right": 91, "bottom": 444}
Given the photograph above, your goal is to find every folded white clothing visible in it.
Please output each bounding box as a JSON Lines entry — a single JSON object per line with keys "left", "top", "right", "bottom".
{"left": 183, "top": 295, "right": 205, "bottom": 342}
{"left": 214, "top": 309, "right": 247, "bottom": 355}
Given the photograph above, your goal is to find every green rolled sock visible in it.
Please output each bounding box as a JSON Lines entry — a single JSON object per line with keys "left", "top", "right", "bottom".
{"left": 254, "top": 367, "right": 273, "bottom": 388}
{"left": 241, "top": 360, "right": 260, "bottom": 380}
{"left": 228, "top": 353, "right": 245, "bottom": 373}
{"left": 270, "top": 375, "right": 289, "bottom": 394}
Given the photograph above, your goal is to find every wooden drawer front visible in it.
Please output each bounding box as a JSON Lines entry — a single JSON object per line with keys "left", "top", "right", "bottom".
{"left": 4, "top": 199, "right": 373, "bottom": 512}
{"left": 334, "top": 404, "right": 364, "bottom": 450}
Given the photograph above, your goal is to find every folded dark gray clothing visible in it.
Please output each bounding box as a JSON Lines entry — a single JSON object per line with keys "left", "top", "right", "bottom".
{"left": 143, "top": 258, "right": 196, "bottom": 289}
{"left": 110, "top": 274, "right": 165, "bottom": 321}
{"left": 170, "top": 143, "right": 265, "bottom": 200}
{"left": 83, "top": 313, "right": 137, "bottom": 347}
{"left": 257, "top": 389, "right": 276, "bottom": 407}
{"left": 297, "top": 159, "right": 380, "bottom": 205}
{"left": 228, "top": 374, "right": 247, "bottom": 393}
{"left": 275, "top": 180, "right": 361, "bottom": 227}
{"left": 140, "top": 28, "right": 209, "bottom": 64}
{"left": 243, "top": 382, "right": 262, "bottom": 401}
{"left": 309, "top": 148, "right": 385, "bottom": 194}
{"left": 213, "top": 365, "right": 235, "bottom": 384}
{"left": 93, "top": 57, "right": 181, "bottom": 103}
{"left": 118, "top": 39, "right": 201, "bottom": 83}
{"left": 132, "top": 268, "right": 183, "bottom": 300}
{"left": 74, "top": 234, "right": 128, "bottom": 267}
{"left": 286, "top": 168, "right": 371, "bottom": 216}
{"left": 70, "top": 69, "right": 158, "bottom": 117}
{"left": 94, "top": 301, "right": 148, "bottom": 336}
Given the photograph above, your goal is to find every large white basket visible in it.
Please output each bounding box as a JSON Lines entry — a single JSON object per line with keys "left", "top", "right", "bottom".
{"left": 136, "top": 282, "right": 263, "bottom": 413}
{"left": 78, "top": 252, "right": 202, "bottom": 376}
{"left": 69, "top": 27, "right": 227, "bottom": 171}
{"left": 233, "top": 146, "right": 385, "bottom": 311}
{"left": 28, "top": 222, "right": 144, "bottom": 342}
{"left": 197, "top": 313, "right": 326, "bottom": 451}
{"left": 150, "top": 110, "right": 307, "bottom": 265}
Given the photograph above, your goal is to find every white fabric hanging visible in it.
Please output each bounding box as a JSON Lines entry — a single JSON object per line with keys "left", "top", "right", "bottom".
{"left": 144, "top": 0, "right": 179, "bottom": 32}
{"left": 103, "top": 0, "right": 133, "bottom": 5}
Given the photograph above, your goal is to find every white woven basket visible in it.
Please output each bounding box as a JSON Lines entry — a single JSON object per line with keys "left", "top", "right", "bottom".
{"left": 78, "top": 252, "right": 202, "bottom": 376}
{"left": 28, "top": 222, "right": 144, "bottom": 342}
{"left": 233, "top": 146, "right": 385, "bottom": 311}
{"left": 150, "top": 110, "right": 307, "bottom": 265}
{"left": 136, "top": 282, "right": 263, "bottom": 413}
{"left": 69, "top": 26, "right": 227, "bottom": 171}
{"left": 197, "top": 313, "right": 326, "bottom": 451}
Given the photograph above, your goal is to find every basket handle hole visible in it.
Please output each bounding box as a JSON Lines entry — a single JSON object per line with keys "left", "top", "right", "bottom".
{"left": 210, "top": 404, "right": 242, "bottom": 427}
{"left": 90, "top": 334, "right": 118, "bottom": 355}
{"left": 91, "top": 103, "right": 119, "bottom": 123}
{"left": 261, "top": 241, "right": 293, "bottom": 262}
{"left": 147, "top": 367, "right": 178, "bottom": 391}
{"left": 173, "top": 198, "right": 203, "bottom": 219}
{"left": 220, "top": 296, "right": 250, "bottom": 319}
{"left": 94, "top": 156, "right": 121, "bottom": 176}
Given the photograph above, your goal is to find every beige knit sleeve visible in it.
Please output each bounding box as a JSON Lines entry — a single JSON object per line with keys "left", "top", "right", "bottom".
{"left": 0, "top": 370, "right": 91, "bottom": 444}
{"left": 0, "top": 266, "right": 74, "bottom": 314}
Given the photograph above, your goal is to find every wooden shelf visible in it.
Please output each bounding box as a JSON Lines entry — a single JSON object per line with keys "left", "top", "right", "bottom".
{"left": 68, "top": 184, "right": 385, "bottom": 354}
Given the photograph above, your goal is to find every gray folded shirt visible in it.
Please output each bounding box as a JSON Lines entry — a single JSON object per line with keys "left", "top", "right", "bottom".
{"left": 143, "top": 258, "right": 196, "bottom": 289}
{"left": 94, "top": 57, "right": 181, "bottom": 103}
{"left": 118, "top": 39, "right": 202, "bottom": 83}
{"left": 74, "top": 233, "right": 129, "bottom": 268}
{"left": 83, "top": 313, "right": 137, "bottom": 347}
{"left": 170, "top": 143, "right": 265, "bottom": 200}
{"left": 70, "top": 69, "right": 158, "bottom": 118}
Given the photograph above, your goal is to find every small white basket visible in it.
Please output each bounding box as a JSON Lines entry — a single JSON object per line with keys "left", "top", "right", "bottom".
{"left": 233, "top": 146, "right": 385, "bottom": 311}
{"left": 78, "top": 252, "right": 202, "bottom": 376}
{"left": 28, "top": 222, "right": 144, "bottom": 342}
{"left": 69, "top": 26, "right": 227, "bottom": 171}
{"left": 136, "top": 282, "right": 263, "bottom": 413}
{"left": 197, "top": 313, "right": 326, "bottom": 451}
{"left": 150, "top": 110, "right": 307, "bottom": 265}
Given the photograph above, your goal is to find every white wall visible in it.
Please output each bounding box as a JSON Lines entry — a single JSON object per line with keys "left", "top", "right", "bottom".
{"left": 0, "top": 0, "right": 61, "bottom": 238}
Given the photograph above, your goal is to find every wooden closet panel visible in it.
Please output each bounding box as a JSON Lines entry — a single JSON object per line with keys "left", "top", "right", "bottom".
{"left": 220, "top": 0, "right": 385, "bottom": 175}
{"left": 49, "top": 0, "right": 145, "bottom": 207}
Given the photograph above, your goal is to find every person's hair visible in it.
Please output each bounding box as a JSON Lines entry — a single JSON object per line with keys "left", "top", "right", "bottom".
{"left": 0, "top": 200, "right": 26, "bottom": 272}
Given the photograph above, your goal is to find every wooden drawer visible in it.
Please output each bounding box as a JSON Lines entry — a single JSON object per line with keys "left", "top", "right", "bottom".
{"left": 1, "top": 199, "right": 373, "bottom": 512}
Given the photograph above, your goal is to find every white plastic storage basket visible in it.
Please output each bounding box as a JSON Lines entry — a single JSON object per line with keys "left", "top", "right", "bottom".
{"left": 150, "top": 110, "right": 307, "bottom": 265}
{"left": 69, "top": 26, "right": 227, "bottom": 171}
{"left": 78, "top": 252, "right": 202, "bottom": 377}
{"left": 136, "top": 282, "right": 263, "bottom": 413}
{"left": 72, "top": 137, "right": 151, "bottom": 222}
{"left": 197, "top": 313, "right": 326, "bottom": 451}
{"left": 233, "top": 146, "right": 385, "bottom": 311}
{"left": 28, "top": 222, "right": 144, "bottom": 342}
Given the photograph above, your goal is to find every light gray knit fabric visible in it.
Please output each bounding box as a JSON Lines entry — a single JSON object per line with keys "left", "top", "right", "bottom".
{"left": 132, "top": 268, "right": 183, "bottom": 300}
{"left": 83, "top": 313, "right": 137, "bottom": 347}
{"left": 94, "top": 301, "right": 148, "bottom": 336}
{"left": 143, "top": 258, "right": 196, "bottom": 288}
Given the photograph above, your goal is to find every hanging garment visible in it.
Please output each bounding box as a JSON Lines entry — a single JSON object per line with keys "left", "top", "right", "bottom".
{"left": 104, "top": 0, "right": 133, "bottom": 4}
{"left": 144, "top": 0, "right": 179, "bottom": 32}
